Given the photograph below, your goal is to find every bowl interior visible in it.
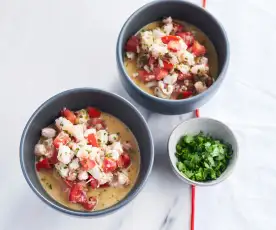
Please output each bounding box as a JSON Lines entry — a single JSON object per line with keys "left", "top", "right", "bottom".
{"left": 20, "top": 88, "right": 154, "bottom": 216}
{"left": 118, "top": 0, "right": 228, "bottom": 79}
{"left": 168, "top": 118, "right": 238, "bottom": 186}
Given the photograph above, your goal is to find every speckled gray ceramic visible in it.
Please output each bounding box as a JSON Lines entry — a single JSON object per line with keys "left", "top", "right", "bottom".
{"left": 116, "top": 0, "right": 230, "bottom": 115}
{"left": 168, "top": 118, "right": 238, "bottom": 186}
{"left": 20, "top": 88, "right": 154, "bottom": 217}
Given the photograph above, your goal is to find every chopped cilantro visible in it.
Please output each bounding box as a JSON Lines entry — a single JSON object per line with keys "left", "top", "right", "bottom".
{"left": 48, "top": 184, "right": 52, "bottom": 190}
{"left": 105, "top": 153, "right": 112, "bottom": 158}
{"left": 175, "top": 131, "right": 233, "bottom": 182}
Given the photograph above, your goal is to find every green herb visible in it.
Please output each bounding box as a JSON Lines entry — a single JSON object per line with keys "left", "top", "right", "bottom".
{"left": 41, "top": 177, "right": 46, "bottom": 182}
{"left": 48, "top": 184, "right": 52, "bottom": 190}
{"left": 105, "top": 153, "right": 112, "bottom": 158}
{"left": 175, "top": 131, "right": 233, "bottom": 182}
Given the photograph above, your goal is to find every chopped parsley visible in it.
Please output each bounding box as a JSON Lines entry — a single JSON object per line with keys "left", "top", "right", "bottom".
{"left": 175, "top": 131, "right": 233, "bottom": 182}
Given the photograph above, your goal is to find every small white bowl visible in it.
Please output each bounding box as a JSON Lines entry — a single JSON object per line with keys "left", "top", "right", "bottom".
{"left": 168, "top": 118, "right": 238, "bottom": 186}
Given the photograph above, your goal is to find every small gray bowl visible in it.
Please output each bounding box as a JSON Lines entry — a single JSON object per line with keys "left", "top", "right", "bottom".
{"left": 20, "top": 88, "right": 154, "bottom": 217}
{"left": 168, "top": 118, "right": 238, "bottom": 186}
{"left": 116, "top": 0, "right": 230, "bottom": 115}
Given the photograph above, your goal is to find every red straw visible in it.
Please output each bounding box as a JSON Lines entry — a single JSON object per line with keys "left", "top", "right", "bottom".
{"left": 190, "top": 109, "right": 199, "bottom": 230}
{"left": 191, "top": 1, "right": 206, "bottom": 229}
{"left": 191, "top": 185, "right": 196, "bottom": 230}
{"left": 202, "top": 0, "right": 207, "bottom": 8}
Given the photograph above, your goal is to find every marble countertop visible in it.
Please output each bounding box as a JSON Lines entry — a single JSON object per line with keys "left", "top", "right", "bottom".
{"left": 1, "top": 0, "right": 276, "bottom": 229}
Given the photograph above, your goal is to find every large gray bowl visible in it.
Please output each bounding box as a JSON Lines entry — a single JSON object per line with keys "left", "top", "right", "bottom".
{"left": 20, "top": 88, "right": 154, "bottom": 217}
{"left": 116, "top": 0, "right": 230, "bottom": 114}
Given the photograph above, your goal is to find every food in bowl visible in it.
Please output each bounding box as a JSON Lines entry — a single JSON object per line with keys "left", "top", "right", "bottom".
{"left": 124, "top": 16, "right": 218, "bottom": 100}
{"left": 175, "top": 131, "right": 232, "bottom": 182}
{"left": 34, "top": 107, "right": 140, "bottom": 211}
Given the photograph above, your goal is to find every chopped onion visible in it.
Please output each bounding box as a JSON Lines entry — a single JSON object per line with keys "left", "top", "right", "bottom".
{"left": 145, "top": 81, "right": 158, "bottom": 88}
{"left": 158, "top": 59, "right": 164, "bottom": 68}
{"left": 144, "top": 65, "right": 151, "bottom": 73}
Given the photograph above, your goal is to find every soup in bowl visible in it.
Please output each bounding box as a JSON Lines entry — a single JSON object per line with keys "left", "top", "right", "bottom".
{"left": 20, "top": 88, "right": 154, "bottom": 216}
{"left": 124, "top": 16, "right": 218, "bottom": 100}
{"left": 116, "top": 0, "right": 229, "bottom": 114}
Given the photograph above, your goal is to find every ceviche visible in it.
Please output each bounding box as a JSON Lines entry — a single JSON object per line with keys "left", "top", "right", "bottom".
{"left": 34, "top": 107, "right": 140, "bottom": 211}
{"left": 124, "top": 16, "right": 218, "bottom": 99}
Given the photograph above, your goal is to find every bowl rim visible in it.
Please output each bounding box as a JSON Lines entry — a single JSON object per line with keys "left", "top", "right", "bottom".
{"left": 116, "top": 0, "right": 230, "bottom": 104}
{"left": 19, "top": 87, "right": 154, "bottom": 216}
{"left": 167, "top": 117, "right": 238, "bottom": 186}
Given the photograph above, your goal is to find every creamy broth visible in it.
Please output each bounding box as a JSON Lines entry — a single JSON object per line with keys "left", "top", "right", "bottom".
{"left": 124, "top": 20, "right": 219, "bottom": 96}
{"left": 37, "top": 112, "right": 140, "bottom": 211}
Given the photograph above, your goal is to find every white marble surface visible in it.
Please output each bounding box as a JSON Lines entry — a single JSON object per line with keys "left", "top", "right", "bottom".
{"left": 1, "top": 0, "right": 276, "bottom": 229}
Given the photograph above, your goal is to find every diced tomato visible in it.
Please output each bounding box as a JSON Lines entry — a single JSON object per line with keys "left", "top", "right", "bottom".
{"left": 192, "top": 41, "right": 206, "bottom": 56}
{"left": 168, "top": 40, "right": 181, "bottom": 52}
{"left": 154, "top": 68, "right": 168, "bottom": 80}
{"left": 100, "top": 183, "right": 110, "bottom": 188}
{"left": 173, "top": 23, "right": 184, "bottom": 33}
{"left": 138, "top": 70, "right": 155, "bottom": 82}
{"left": 177, "top": 72, "right": 193, "bottom": 81}
{"left": 87, "top": 107, "right": 101, "bottom": 118}
{"left": 80, "top": 159, "right": 96, "bottom": 171}
{"left": 48, "top": 149, "right": 58, "bottom": 164}
{"left": 163, "top": 60, "right": 174, "bottom": 71}
{"left": 117, "top": 153, "right": 131, "bottom": 168}
{"left": 182, "top": 91, "right": 193, "bottom": 99}
{"left": 63, "top": 179, "right": 74, "bottom": 188}
{"left": 88, "top": 118, "right": 106, "bottom": 130}
{"left": 87, "top": 134, "right": 98, "bottom": 147}
{"left": 82, "top": 196, "right": 98, "bottom": 211}
{"left": 148, "top": 56, "right": 156, "bottom": 66}
{"left": 206, "top": 77, "right": 213, "bottom": 87}
{"left": 176, "top": 32, "right": 194, "bottom": 47}
{"left": 53, "top": 132, "right": 70, "bottom": 149}
{"left": 69, "top": 183, "right": 88, "bottom": 204}
{"left": 125, "top": 36, "right": 139, "bottom": 53}
{"left": 161, "top": 35, "right": 180, "bottom": 44}
{"left": 102, "top": 158, "right": 117, "bottom": 173}
{"left": 88, "top": 175, "right": 99, "bottom": 189}
{"left": 36, "top": 158, "right": 51, "bottom": 171}
{"left": 61, "top": 108, "right": 76, "bottom": 124}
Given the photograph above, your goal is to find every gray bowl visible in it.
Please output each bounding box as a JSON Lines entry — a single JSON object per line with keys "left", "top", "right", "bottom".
{"left": 116, "top": 0, "right": 230, "bottom": 115}
{"left": 168, "top": 118, "right": 238, "bottom": 186}
{"left": 20, "top": 88, "right": 154, "bottom": 217}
